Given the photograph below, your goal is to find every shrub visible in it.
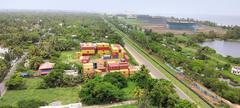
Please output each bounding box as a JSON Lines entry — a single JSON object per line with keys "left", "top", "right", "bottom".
{"left": 42, "top": 69, "right": 64, "bottom": 88}
{"left": 17, "top": 99, "right": 48, "bottom": 108}
{"left": 79, "top": 79, "right": 124, "bottom": 105}
{"left": 103, "top": 72, "right": 127, "bottom": 88}
{"left": 7, "top": 72, "right": 26, "bottom": 90}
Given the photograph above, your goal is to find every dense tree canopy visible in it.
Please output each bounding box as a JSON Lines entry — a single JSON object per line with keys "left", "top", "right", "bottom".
{"left": 103, "top": 72, "right": 128, "bottom": 89}
{"left": 79, "top": 78, "right": 124, "bottom": 105}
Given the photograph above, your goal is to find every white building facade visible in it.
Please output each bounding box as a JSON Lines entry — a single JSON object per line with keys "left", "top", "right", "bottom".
{"left": 231, "top": 66, "right": 240, "bottom": 75}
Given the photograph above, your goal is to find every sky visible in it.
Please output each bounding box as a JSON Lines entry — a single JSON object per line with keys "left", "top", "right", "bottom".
{"left": 1, "top": 0, "right": 240, "bottom": 25}
{"left": 0, "top": 0, "right": 240, "bottom": 16}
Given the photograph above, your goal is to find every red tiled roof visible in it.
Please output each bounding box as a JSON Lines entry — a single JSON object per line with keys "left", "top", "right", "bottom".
{"left": 39, "top": 62, "right": 55, "bottom": 70}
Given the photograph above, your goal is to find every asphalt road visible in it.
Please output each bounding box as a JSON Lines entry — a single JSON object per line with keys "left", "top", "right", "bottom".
{"left": 124, "top": 42, "right": 194, "bottom": 102}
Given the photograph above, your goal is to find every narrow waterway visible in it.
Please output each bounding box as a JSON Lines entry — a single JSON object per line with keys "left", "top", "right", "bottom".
{"left": 201, "top": 40, "right": 240, "bottom": 57}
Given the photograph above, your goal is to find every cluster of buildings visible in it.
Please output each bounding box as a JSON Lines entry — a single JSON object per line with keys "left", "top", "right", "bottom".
{"left": 77, "top": 42, "right": 138, "bottom": 78}
{"left": 21, "top": 42, "right": 139, "bottom": 78}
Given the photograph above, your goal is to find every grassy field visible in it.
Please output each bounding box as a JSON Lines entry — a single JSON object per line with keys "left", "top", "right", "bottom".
{"left": 0, "top": 77, "right": 137, "bottom": 106}
{"left": 0, "top": 78, "right": 80, "bottom": 106}
{"left": 59, "top": 50, "right": 78, "bottom": 64}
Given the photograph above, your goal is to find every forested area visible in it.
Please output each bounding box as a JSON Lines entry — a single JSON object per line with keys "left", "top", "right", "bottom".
{"left": 108, "top": 17, "right": 240, "bottom": 104}
{"left": 0, "top": 12, "right": 126, "bottom": 107}
{"left": 0, "top": 12, "right": 124, "bottom": 81}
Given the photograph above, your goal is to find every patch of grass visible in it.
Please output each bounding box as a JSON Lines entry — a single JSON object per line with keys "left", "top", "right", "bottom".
{"left": 59, "top": 50, "right": 78, "bottom": 64}
{"left": 0, "top": 77, "right": 80, "bottom": 106}
{"left": 0, "top": 86, "right": 80, "bottom": 106}
{"left": 111, "top": 104, "right": 137, "bottom": 108}
{"left": 25, "top": 77, "right": 43, "bottom": 89}
{"left": 122, "top": 81, "right": 137, "bottom": 100}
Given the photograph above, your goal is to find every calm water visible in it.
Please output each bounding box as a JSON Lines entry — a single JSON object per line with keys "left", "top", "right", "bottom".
{"left": 201, "top": 40, "right": 240, "bottom": 57}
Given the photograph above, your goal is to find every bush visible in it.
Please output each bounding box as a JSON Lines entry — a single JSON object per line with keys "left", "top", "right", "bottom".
{"left": 6, "top": 72, "right": 26, "bottom": 90}
{"left": 17, "top": 99, "right": 48, "bottom": 108}
{"left": 79, "top": 79, "right": 124, "bottom": 105}
{"left": 42, "top": 69, "right": 65, "bottom": 88}
{"left": 130, "top": 65, "right": 151, "bottom": 89}
{"left": 103, "top": 72, "right": 127, "bottom": 88}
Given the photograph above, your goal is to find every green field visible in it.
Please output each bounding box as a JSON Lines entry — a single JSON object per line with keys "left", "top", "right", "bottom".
{"left": 0, "top": 77, "right": 137, "bottom": 106}
{"left": 59, "top": 50, "right": 78, "bottom": 64}
{"left": 0, "top": 78, "right": 80, "bottom": 106}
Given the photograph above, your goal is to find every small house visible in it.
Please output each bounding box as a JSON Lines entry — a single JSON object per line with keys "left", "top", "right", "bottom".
{"left": 38, "top": 62, "right": 55, "bottom": 75}
{"left": 231, "top": 66, "right": 240, "bottom": 75}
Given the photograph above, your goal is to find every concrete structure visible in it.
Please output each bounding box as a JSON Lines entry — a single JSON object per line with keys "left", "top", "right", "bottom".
{"left": 38, "top": 62, "right": 55, "bottom": 75}
{"left": 167, "top": 21, "right": 197, "bottom": 31}
{"left": 64, "top": 70, "right": 78, "bottom": 77}
{"left": 231, "top": 66, "right": 240, "bottom": 75}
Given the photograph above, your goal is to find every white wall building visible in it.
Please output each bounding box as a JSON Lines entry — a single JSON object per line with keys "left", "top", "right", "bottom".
{"left": 231, "top": 66, "right": 240, "bottom": 75}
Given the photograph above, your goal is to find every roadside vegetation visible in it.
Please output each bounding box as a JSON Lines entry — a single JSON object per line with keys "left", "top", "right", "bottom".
{"left": 108, "top": 17, "right": 240, "bottom": 104}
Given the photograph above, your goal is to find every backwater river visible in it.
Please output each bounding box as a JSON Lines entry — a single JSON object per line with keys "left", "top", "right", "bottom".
{"left": 201, "top": 40, "right": 240, "bottom": 57}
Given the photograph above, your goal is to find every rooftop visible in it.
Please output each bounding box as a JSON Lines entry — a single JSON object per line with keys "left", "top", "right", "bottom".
{"left": 39, "top": 62, "right": 55, "bottom": 70}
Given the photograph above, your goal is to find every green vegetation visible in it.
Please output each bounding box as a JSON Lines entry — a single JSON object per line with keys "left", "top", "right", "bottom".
{"left": 79, "top": 73, "right": 136, "bottom": 105}
{"left": 6, "top": 72, "right": 26, "bottom": 90}
{"left": 130, "top": 66, "right": 196, "bottom": 108}
{"left": 223, "top": 26, "right": 240, "bottom": 39}
{"left": 17, "top": 99, "right": 48, "bottom": 108}
{"left": 79, "top": 77, "right": 124, "bottom": 105}
{"left": 103, "top": 72, "right": 128, "bottom": 89}
{"left": 105, "top": 17, "right": 211, "bottom": 108}
{"left": 0, "top": 59, "right": 10, "bottom": 81}
{"left": 1, "top": 77, "right": 79, "bottom": 107}
{"left": 107, "top": 17, "right": 240, "bottom": 105}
